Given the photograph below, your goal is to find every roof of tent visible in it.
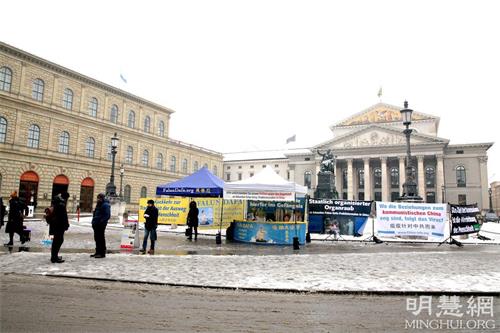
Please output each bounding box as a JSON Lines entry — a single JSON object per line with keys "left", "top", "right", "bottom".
{"left": 223, "top": 166, "right": 308, "bottom": 201}
{"left": 156, "top": 167, "right": 225, "bottom": 197}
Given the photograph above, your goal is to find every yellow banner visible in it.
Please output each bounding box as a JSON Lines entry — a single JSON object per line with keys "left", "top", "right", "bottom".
{"left": 138, "top": 197, "right": 244, "bottom": 228}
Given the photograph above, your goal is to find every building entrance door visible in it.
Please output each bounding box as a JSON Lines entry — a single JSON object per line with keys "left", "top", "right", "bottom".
{"left": 19, "top": 171, "right": 39, "bottom": 210}
{"left": 79, "top": 177, "right": 94, "bottom": 212}
{"left": 52, "top": 175, "right": 69, "bottom": 200}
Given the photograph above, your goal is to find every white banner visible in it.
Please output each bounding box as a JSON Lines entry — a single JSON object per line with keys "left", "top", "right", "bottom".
{"left": 375, "top": 202, "right": 447, "bottom": 241}
{"left": 223, "top": 190, "right": 295, "bottom": 202}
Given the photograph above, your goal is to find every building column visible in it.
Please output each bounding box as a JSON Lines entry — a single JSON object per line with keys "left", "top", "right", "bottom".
{"left": 347, "top": 159, "right": 354, "bottom": 200}
{"left": 417, "top": 155, "right": 425, "bottom": 199}
{"left": 436, "top": 155, "right": 444, "bottom": 203}
{"left": 363, "top": 158, "right": 371, "bottom": 201}
{"left": 399, "top": 156, "right": 405, "bottom": 195}
{"left": 479, "top": 156, "right": 489, "bottom": 210}
{"left": 381, "top": 157, "right": 389, "bottom": 202}
{"left": 335, "top": 161, "right": 342, "bottom": 193}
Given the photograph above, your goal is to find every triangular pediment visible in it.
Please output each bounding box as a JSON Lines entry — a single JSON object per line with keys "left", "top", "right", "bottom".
{"left": 334, "top": 103, "right": 437, "bottom": 127}
{"left": 315, "top": 125, "right": 448, "bottom": 150}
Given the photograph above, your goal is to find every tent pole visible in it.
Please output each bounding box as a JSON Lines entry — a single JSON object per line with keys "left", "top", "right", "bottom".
{"left": 216, "top": 196, "right": 223, "bottom": 244}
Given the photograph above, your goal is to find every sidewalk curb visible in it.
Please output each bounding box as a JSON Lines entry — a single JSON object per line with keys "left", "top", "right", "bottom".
{"left": 14, "top": 273, "right": 500, "bottom": 296}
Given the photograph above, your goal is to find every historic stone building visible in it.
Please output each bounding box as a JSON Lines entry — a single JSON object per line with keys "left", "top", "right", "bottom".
{"left": 224, "top": 103, "right": 493, "bottom": 210}
{"left": 0, "top": 42, "right": 222, "bottom": 213}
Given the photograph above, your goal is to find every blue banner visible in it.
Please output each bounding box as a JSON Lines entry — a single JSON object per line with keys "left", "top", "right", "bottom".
{"left": 233, "top": 221, "right": 307, "bottom": 245}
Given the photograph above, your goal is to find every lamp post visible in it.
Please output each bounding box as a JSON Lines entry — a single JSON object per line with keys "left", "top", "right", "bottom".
{"left": 398, "top": 101, "right": 422, "bottom": 202}
{"left": 488, "top": 187, "right": 494, "bottom": 213}
{"left": 119, "top": 165, "right": 124, "bottom": 199}
{"left": 105, "top": 133, "right": 119, "bottom": 197}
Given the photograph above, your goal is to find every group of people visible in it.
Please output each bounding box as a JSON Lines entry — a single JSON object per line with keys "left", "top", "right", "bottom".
{"left": 2, "top": 192, "right": 203, "bottom": 262}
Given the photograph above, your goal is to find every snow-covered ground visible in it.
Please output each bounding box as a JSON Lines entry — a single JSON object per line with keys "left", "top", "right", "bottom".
{"left": 1, "top": 217, "right": 500, "bottom": 293}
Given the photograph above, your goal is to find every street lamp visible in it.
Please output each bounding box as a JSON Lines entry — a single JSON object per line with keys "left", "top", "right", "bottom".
{"left": 119, "top": 164, "right": 125, "bottom": 199}
{"left": 105, "top": 132, "right": 119, "bottom": 197}
{"left": 398, "top": 101, "right": 422, "bottom": 202}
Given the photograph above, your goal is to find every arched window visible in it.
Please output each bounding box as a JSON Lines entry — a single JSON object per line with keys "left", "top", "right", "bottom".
{"left": 0, "top": 117, "right": 7, "bottom": 143}
{"left": 182, "top": 159, "right": 188, "bottom": 173}
{"left": 128, "top": 110, "right": 135, "bottom": 128}
{"left": 203, "top": 163, "right": 208, "bottom": 169}
{"left": 213, "top": 165, "right": 218, "bottom": 176}
{"left": 425, "top": 166, "right": 436, "bottom": 187}
{"left": 110, "top": 104, "right": 119, "bottom": 124}
{"left": 125, "top": 146, "right": 133, "bottom": 164}
{"left": 0, "top": 66, "right": 12, "bottom": 92}
{"left": 27, "top": 124, "right": 40, "bottom": 148}
{"left": 456, "top": 166, "right": 466, "bottom": 187}
{"left": 62, "top": 88, "right": 73, "bottom": 110}
{"left": 170, "top": 156, "right": 177, "bottom": 172}
{"left": 32, "top": 78, "right": 44, "bottom": 101}
{"left": 342, "top": 169, "right": 348, "bottom": 189}
{"left": 156, "top": 153, "right": 163, "bottom": 170}
{"left": 374, "top": 168, "right": 382, "bottom": 188}
{"left": 304, "top": 171, "right": 312, "bottom": 189}
{"left": 193, "top": 161, "right": 199, "bottom": 172}
{"left": 58, "top": 131, "right": 70, "bottom": 154}
{"left": 158, "top": 120, "right": 165, "bottom": 137}
{"left": 358, "top": 169, "right": 364, "bottom": 189}
{"left": 144, "top": 116, "right": 151, "bottom": 133}
{"left": 142, "top": 150, "right": 149, "bottom": 167}
{"left": 88, "top": 97, "right": 98, "bottom": 117}
{"left": 85, "top": 137, "right": 95, "bottom": 158}
{"left": 140, "top": 186, "right": 147, "bottom": 198}
{"left": 390, "top": 167, "right": 399, "bottom": 188}
{"left": 124, "top": 185, "right": 131, "bottom": 203}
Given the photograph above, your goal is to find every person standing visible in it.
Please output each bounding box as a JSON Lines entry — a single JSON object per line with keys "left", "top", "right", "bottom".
{"left": 50, "top": 193, "right": 69, "bottom": 263}
{"left": 4, "top": 191, "right": 24, "bottom": 246}
{"left": 140, "top": 199, "right": 158, "bottom": 255}
{"left": 186, "top": 200, "right": 199, "bottom": 241}
{"left": 0, "top": 196, "right": 5, "bottom": 230}
{"left": 91, "top": 193, "right": 110, "bottom": 258}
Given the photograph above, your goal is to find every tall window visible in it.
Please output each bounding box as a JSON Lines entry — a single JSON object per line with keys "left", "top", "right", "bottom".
{"left": 144, "top": 116, "right": 151, "bottom": 133}
{"left": 58, "top": 131, "right": 70, "bottom": 154}
{"left": 0, "top": 117, "right": 7, "bottom": 143}
{"left": 110, "top": 104, "right": 119, "bottom": 124}
{"left": 170, "top": 156, "right": 176, "bottom": 172}
{"left": 390, "top": 167, "right": 399, "bottom": 188}
{"left": 140, "top": 186, "right": 147, "bottom": 198}
{"left": 142, "top": 150, "right": 149, "bottom": 167}
{"left": 342, "top": 169, "right": 348, "bottom": 189}
{"left": 182, "top": 159, "right": 188, "bottom": 173}
{"left": 126, "top": 146, "right": 133, "bottom": 164}
{"left": 425, "top": 166, "right": 436, "bottom": 187}
{"left": 458, "top": 194, "right": 467, "bottom": 205}
{"left": 156, "top": 153, "right": 163, "bottom": 169}
{"left": 62, "top": 88, "right": 73, "bottom": 110}
{"left": 88, "top": 97, "right": 98, "bottom": 117}
{"left": 85, "top": 137, "right": 95, "bottom": 158}
{"left": 124, "top": 185, "right": 131, "bottom": 203}
{"left": 226, "top": 173, "right": 231, "bottom": 181}
{"left": 203, "top": 163, "right": 208, "bottom": 169}
{"left": 32, "top": 78, "right": 44, "bottom": 101}
{"left": 0, "top": 66, "right": 12, "bottom": 92}
{"left": 193, "top": 161, "right": 199, "bottom": 172}
{"left": 128, "top": 111, "right": 135, "bottom": 128}
{"left": 27, "top": 124, "right": 40, "bottom": 148}
{"left": 374, "top": 168, "right": 382, "bottom": 188}
{"left": 158, "top": 120, "right": 165, "bottom": 137}
{"left": 456, "top": 166, "right": 466, "bottom": 187}
{"left": 213, "top": 166, "right": 218, "bottom": 176}
{"left": 358, "top": 169, "right": 364, "bottom": 189}
{"left": 304, "top": 171, "right": 312, "bottom": 189}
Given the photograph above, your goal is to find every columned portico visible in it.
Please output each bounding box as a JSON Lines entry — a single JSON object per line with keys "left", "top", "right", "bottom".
{"left": 436, "top": 154, "right": 444, "bottom": 203}
{"left": 347, "top": 159, "right": 354, "bottom": 200}
{"left": 417, "top": 155, "right": 425, "bottom": 197}
{"left": 363, "top": 158, "right": 371, "bottom": 200}
{"left": 381, "top": 157, "right": 389, "bottom": 201}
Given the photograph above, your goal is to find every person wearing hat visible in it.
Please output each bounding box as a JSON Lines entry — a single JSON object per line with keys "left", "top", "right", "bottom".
{"left": 90, "top": 193, "right": 110, "bottom": 258}
{"left": 4, "top": 191, "right": 25, "bottom": 246}
{"left": 50, "top": 192, "right": 70, "bottom": 263}
{"left": 140, "top": 199, "right": 158, "bottom": 254}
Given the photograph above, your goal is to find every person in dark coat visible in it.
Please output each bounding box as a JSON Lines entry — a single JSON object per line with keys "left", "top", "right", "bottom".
{"left": 91, "top": 193, "right": 110, "bottom": 258}
{"left": 50, "top": 192, "right": 70, "bottom": 263}
{"left": 186, "top": 200, "right": 199, "bottom": 241}
{"left": 140, "top": 199, "right": 159, "bottom": 254}
{"left": 0, "top": 196, "right": 6, "bottom": 230}
{"left": 4, "top": 191, "right": 25, "bottom": 246}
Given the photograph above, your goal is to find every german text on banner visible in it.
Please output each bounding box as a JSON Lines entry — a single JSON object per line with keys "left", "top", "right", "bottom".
{"left": 450, "top": 204, "right": 481, "bottom": 235}
{"left": 375, "top": 202, "right": 447, "bottom": 241}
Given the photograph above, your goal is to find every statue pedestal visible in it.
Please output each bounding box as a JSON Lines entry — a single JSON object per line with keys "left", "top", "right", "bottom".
{"left": 315, "top": 171, "right": 338, "bottom": 199}
{"left": 108, "top": 196, "right": 126, "bottom": 224}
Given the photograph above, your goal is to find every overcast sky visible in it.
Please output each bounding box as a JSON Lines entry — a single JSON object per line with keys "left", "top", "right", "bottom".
{"left": 2, "top": 0, "right": 499, "bottom": 182}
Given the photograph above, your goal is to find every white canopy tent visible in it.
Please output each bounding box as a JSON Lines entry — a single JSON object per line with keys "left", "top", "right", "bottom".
{"left": 224, "top": 165, "right": 308, "bottom": 201}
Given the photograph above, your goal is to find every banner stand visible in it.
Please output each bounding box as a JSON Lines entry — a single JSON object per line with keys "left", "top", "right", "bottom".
{"left": 216, "top": 196, "right": 224, "bottom": 245}
{"left": 438, "top": 204, "right": 463, "bottom": 247}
